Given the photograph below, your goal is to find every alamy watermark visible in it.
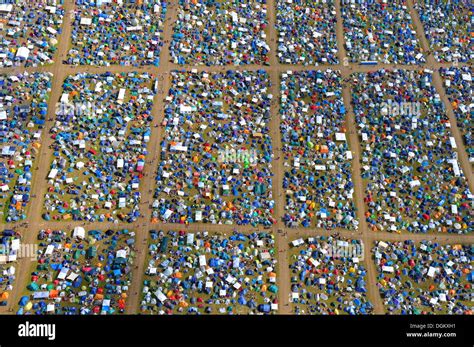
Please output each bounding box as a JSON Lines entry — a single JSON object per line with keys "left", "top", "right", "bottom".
{"left": 379, "top": 100, "right": 421, "bottom": 117}
{"left": 55, "top": 101, "right": 99, "bottom": 117}
{"left": 326, "top": 242, "right": 364, "bottom": 260}
{"left": 18, "top": 322, "right": 56, "bottom": 341}
{"left": 217, "top": 146, "right": 258, "bottom": 165}
{"left": 0, "top": 243, "right": 38, "bottom": 262}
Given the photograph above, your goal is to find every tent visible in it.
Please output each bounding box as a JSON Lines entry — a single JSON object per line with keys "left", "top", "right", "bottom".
{"left": 16, "top": 47, "right": 30, "bottom": 60}
{"left": 86, "top": 246, "right": 97, "bottom": 259}
{"left": 49, "top": 290, "right": 59, "bottom": 298}
{"left": 27, "top": 282, "right": 39, "bottom": 291}
{"left": 19, "top": 296, "right": 29, "bottom": 306}
{"left": 268, "top": 285, "right": 278, "bottom": 293}
{"left": 73, "top": 226, "right": 85, "bottom": 239}
{"left": 32, "top": 291, "right": 49, "bottom": 300}
{"left": 72, "top": 276, "right": 83, "bottom": 288}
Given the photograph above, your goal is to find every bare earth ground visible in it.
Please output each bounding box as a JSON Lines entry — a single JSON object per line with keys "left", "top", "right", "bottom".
{"left": 0, "top": 0, "right": 472, "bottom": 315}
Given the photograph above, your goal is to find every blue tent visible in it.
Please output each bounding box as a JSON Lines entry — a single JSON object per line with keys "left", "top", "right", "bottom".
{"left": 238, "top": 296, "right": 247, "bottom": 305}
{"left": 72, "top": 276, "right": 83, "bottom": 288}
{"left": 19, "top": 296, "right": 29, "bottom": 306}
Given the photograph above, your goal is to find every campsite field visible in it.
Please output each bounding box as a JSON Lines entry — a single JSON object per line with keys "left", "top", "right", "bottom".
{"left": 170, "top": 0, "right": 270, "bottom": 66}
{"left": 152, "top": 70, "right": 275, "bottom": 226}
{"left": 0, "top": 3, "right": 64, "bottom": 68}
{"left": 0, "top": 230, "right": 21, "bottom": 307}
{"left": 41, "top": 72, "right": 157, "bottom": 224}
{"left": 0, "top": 0, "right": 473, "bottom": 316}
{"left": 140, "top": 229, "right": 278, "bottom": 315}
{"left": 16, "top": 228, "right": 135, "bottom": 315}
{"left": 289, "top": 236, "right": 373, "bottom": 315}
{"left": 67, "top": 0, "right": 167, "bottom": 67}
{"left": 373, "top": 240, "right": 473, "bottom": 315}
{"left": 280, "top": 70, "right": 357, "bottom": 230}
{"left": 351, "top": 69, "right": 472, "bottom": 234}
{"left": 0, "top": 72, "right": 53, "bottom": 223}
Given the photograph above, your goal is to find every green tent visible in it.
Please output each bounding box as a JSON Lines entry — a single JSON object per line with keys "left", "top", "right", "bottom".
{"left": 27, "top": 282, "right": 39, "bottom": 291}
{"left": 86, "top": 246, "right": 97, "bottom": 259}
{"left": 268, "top": 285, "right": 278, "bottom": 293}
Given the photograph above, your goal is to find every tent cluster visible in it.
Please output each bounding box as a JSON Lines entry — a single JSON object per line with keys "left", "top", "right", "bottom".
{"left": 276, "top": 0, "right": 338, "bottom": 65}
{"left": 43, "top": 72, "right": 157, "bottom": 223}
{"left": 341, "top": 1, "right": 425, "bottom": 64}
{"left": 373, "top": 240, "right": 473, "bottom": 315}
{"left": 141, "top": 230, "right": 278, "bottom": 315}
{"left": 18, "top": 227, "right": 135, "bottom": 315}
{"left": 0, "top": 2, "right": 64, "bottom": 68}
{"left": 0, "top": 230, "right": 21, "bottom": 307}
{"left": 415, "top": 0, "right": 472, "bottom": 63}
{"left": 289, "top": 236, "right": 372, "bottom": 315}
{"left": 0, "top": 72, "right": 52, "bottom": 222}
{"left": 152, "top": 70, "right": 275, "bottom": 226}
{"left": 281, "top": 70, "right": 357, "bottom": 229}
{"left": 440, "top": 67, "right": 473, "bottom": 166}
{"left": 170, "top": 0, "right": 270, "bottom": 66}
{"left": 351, "top": 69, "right": 473, "bottom": 234}
{"left": 67, "top": 0, "right": 167, "bottom": 67}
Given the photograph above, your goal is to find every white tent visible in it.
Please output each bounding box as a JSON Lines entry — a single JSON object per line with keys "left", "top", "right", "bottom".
{"left": 116, "top": 249, "right": 127, "bottom": 258}
{"left": 73, "top": 226, "right": 85, "bottom": 239}
{"left": 0, "top": 4, "right": 13, "bottom": 12}
{"left": 154, "top": 290, "right": 167, "bottom": 303}
{"left": 48, "top": 169, "right": 58, "bottom": 179}
{"left": 16, "top": 47, "right": 30, "bottom": 60}
{"left": 80, "top": 18, "right": 92, "bottom": 26}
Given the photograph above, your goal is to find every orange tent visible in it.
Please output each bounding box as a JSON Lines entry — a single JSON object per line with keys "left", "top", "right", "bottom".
{"left": 49, "top": 290, "right": 59, "bottom": 298}
{"left": 320, "top": 145, "right": 329, "bottom": 154}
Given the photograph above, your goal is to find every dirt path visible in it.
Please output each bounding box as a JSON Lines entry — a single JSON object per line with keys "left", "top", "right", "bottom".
{"left": 334, "top": 0, "right": 385, "bottom": 314}
{"left": 1, "top": 0, "right": 76, "bottom": 314}
{"left": 265, "top": 0, "right": 293, "bottom": 315}
{"left": 340, "top": 84, "right": 385, "bottom": 314}
{"left": 124, "top": 0, "right": 179, "bottom": 314}
{"left": 1, "top": 0, "right": 473, "bottom": 316}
